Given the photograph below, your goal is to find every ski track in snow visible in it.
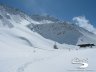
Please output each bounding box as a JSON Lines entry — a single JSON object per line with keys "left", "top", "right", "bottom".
{"left": 17, "top": 55, "right": 57, "bottom": 72}
{"left": 17, "top": 58, "right": 45, "bottom": 72}
{"left": 16, "top": 47, "right": 59, "bottom": 72}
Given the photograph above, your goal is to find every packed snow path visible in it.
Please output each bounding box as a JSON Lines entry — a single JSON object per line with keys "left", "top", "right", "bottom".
{"left": 17, "top": 55, "right": 56, "bottom": 72}
{"left": 15, "top": 48, "right": 96, "bottom": 72}
{"left": 17, "top": 48, "right": 57, "bottom": 72}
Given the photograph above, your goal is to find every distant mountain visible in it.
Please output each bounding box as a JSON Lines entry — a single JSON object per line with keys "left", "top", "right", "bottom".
{"left": 28, "top": 21, "right": 96, "bottom": 45}
{"left": 0, "top": 4, "right": 96, "bottom": 46}
{"left": 31, "top": 14, "right": 59, "bottom": 22}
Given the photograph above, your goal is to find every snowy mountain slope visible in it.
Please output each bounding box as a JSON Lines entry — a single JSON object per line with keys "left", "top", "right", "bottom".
{"left": 77, "top": 28, "right": 96, "bottom": 45}
{"left": 28, "top": 22, "right": 96, "bottom": 45}
{"left": 0, "top": 4, "right": 41, "bottom": 28}
{"left": 1, "top": 4, "right": 96, "bottom": 46}
{"left": 0, "top": 4, "right": 57, "bottom": 49}
{"left": 0, "top": 27, "right": 95, "bottom": 72}
{"left": 31, "top": 14, "right": 59, "bottom": 22}
{"left": 0, "top": 4, "right": 96, "bottom": 72}
{"left": 0, "top": 4, "right": 57, "bottom": 28}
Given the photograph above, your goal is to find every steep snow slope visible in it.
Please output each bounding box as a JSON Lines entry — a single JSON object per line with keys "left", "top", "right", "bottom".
{"left": 0, "top": 5, "right": 56, "bottom": 28}
{"left": 0, "top": 4, "right": 57, "bottom": 49}
{"left": 0, "top": 4, "right": 41, "bottom": 28}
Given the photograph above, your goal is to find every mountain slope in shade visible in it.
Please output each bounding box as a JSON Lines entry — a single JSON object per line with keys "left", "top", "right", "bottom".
{"left": 28, "top": 22, "right": 96, "bottom": 45}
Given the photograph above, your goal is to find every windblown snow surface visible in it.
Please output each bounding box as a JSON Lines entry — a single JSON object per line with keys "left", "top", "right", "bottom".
{"left": 0, "top": 5, "right": 96, "bottom": 72}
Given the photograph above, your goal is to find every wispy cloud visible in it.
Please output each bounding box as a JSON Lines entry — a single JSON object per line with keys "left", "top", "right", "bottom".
{"left": 73, "top": 16, "right": 96, "bottom": 34}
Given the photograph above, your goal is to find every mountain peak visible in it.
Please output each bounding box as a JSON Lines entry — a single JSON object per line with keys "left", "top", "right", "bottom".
{"left": 31, "top": 14, "right": 59, "bottom": 22}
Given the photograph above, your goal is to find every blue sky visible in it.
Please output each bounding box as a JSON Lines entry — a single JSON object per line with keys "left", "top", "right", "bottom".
{"left": 0, "top": 0, "right": 96, "bottom": 26}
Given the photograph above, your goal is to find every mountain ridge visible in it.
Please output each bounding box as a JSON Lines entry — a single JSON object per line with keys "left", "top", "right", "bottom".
{"left": 0, "top": 4, "right": 96, "bottom": 46}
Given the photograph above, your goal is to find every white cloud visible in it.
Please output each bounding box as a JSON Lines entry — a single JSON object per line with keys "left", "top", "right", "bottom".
{"left": 73, "top": 16, "right": 96, "bottom": 34}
